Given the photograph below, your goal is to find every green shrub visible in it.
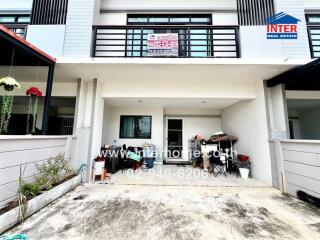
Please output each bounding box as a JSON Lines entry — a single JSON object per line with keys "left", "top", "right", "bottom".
{"left": 16, "top": 154, "right": 75, "bottom": 222}
{"left": 19, "top": 180, "right": 41, "bottom": 197}
{"left": 35, "top": 154, "right": 75, "bottom": 189}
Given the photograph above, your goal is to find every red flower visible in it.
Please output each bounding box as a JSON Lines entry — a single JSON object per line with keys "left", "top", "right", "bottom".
{"left": 26, "top": 87, "right": 43, "bottom": 97}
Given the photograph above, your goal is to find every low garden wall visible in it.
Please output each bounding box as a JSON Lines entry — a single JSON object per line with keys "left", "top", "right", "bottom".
{"left": 269, "top": 139, "right": 320, "bottom": 199}
{"left": 0, "top": 135, "right": 77, "bottom": 209}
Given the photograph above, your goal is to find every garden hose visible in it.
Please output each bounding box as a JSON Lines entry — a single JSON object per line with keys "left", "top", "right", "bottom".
{"left": 0, "top": 234, "right": 28, "bottom": 240}
{"left": 77, "top": 164, "right": 88, "bottom": 182}
{"left": 77, "top": 164, "right": 87, "bottom": 175}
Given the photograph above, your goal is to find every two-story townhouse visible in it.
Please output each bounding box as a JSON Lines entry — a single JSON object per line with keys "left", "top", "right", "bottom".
{"left": 0, "top": 0, "right": 320, "bottom": 192}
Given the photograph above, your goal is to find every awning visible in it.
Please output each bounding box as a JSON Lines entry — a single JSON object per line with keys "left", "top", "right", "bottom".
{"left": 0, "top": 25, "right": 56, "bottom": 134}
{"left": 267, "top": 58, "right": 320, "bottom": 90}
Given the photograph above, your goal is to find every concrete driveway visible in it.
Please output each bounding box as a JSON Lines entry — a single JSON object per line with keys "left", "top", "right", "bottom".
{"left": 7, "top": 166, "right": 320, "bottom": 240}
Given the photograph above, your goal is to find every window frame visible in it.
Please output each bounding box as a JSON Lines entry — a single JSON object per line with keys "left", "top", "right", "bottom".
{"left": 0, "top": 14, "right": 30, "bottom": 24}
{"left": 127, "top": 14, "right": 213, "bottom": 25}
{"left": 119, "top": 115, "right": 152, "bottom": 139}
{"left": 306, "top": 14, "right": 320, "bottom": 58}
{"left": 306, "top": 14, "right": 320, "bottom": 25}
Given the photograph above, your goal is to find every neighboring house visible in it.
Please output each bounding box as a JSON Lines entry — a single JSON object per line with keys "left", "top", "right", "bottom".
{"left": 0, "top": 0, "right": 320, "bottom": 190}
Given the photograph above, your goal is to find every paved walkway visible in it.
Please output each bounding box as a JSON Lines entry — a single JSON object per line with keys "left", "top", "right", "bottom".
{"left": 7, "top": 166, "right": 320, "bottom": 240}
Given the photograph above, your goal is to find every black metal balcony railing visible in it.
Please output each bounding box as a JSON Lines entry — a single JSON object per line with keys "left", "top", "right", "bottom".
{"left": 5, "top": 24, "right": 28, "bottom": 39}
{"left": 92, "top": 25, "right": 240, "bottom": 58}
{"left": 308, "top": 26, "right": 320, "bottom": 58}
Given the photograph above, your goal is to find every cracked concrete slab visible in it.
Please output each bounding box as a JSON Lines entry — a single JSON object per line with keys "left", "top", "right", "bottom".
{"left": 6, "top": 166, "right": 320, "bottom": 240}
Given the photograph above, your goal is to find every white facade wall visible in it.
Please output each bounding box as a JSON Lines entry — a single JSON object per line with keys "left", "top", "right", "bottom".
{"left": 304, "top": 0, "right": 320, "bottom": 10}
{"left": 274, "top": 0, "right": 311, "bottom": 59}
{"left": 240, "top": 26, "right": 283, "bottom": 59}
{"left": 102, "top": 105, "right": 165, "bottom": 162}
{"left": 26, "top": 25, "right": 66, "bottom": 58}
{"left": 0, "top": 0, "right": 32, "bottom": 10}
{"left": 63, "top": 0, "right": 97, "bottom": 57}
{"left": 102, "top": 106, "right": 164, "bottom": 157}
{"left": 99, "top": 13, "right": 127, "bottom": 25}
{"left": 101, "top": 80, "right": 256, "bottom": 99}
{"left": 12, "top": 82, "right": 78, "bottom": 97}
{"left": 170, "top": 116, "right": 222, "bottom": 161}
{"left": 221, "top": 81, "right": 272, "bottom": 185}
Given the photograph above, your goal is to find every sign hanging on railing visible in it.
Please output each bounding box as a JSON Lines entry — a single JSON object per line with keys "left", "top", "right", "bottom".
{"left": 147, "top": 33, "right": 179, "bottom": 57}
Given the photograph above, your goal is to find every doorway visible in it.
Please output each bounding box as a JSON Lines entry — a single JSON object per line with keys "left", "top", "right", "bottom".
{"left": 166, "top": 118, "right": 183, "bottom": 162}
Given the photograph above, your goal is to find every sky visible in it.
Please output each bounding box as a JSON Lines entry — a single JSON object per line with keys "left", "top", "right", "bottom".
{"left": 0, "top": 0, "right": 33, "bottom": 10}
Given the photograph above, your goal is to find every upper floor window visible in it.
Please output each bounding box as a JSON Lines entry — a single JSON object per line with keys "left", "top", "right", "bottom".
{"left": 306, "top": 14, "right": 320, "bottom": 25}
{"left": 127, "top": 14, "right": 212, "bottom": 25}
{"left": 126, "top": 14, "right": 215, "bottom": 58}
{"left": 0, "top": 15, "right": 30, "bottom": 24}
{"left": 92, "top": 14, "right": 239, "bottom": 58}
{"left": 306, "top": 14, "right": 320, "bottom": 58}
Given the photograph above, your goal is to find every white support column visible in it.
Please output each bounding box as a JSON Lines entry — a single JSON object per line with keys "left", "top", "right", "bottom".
{"left": 73, "top": 79, "right": 91, "bottom": 175}
{"left": 72, "top": 78, "right": 81, "bottom": 135}
{"left": 267, "top": 84, "right": 290, "bottom": 139}
{"left": 86, "top": 79, "right": 105, "bottom": 182}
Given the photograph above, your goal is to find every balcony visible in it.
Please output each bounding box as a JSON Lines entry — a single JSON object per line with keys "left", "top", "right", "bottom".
{"left": 5, "top": 24, "right": 28, "bottom": 39}
{"left": 92, "top": 25, "right": 240, "bottom": 58}
{"left": 308, "top": 26, "right": 320, "bottom": 58}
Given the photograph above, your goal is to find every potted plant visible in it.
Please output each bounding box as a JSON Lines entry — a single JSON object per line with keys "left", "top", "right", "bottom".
{"left": 26, "top": 87, "right": 43, "bottom": 134}
{"left": 0, "top": 77, "right": 20, "bottom": 134}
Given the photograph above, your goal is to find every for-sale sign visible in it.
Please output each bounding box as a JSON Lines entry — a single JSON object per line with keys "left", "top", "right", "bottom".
{"left": 147, "top": 33, "right": 179, "bottom": 57}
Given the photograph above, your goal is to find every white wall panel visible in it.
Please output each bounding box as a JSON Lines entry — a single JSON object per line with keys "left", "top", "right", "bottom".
{"left": 212, "top": 12, "right": 238, "bottom": 25}
{"left": 26, "top": 25, "right": 66, "bottom": 58}
{"left": 304, "top": 0, "right": 320, "bottom": 10}
{"left": 275, "top": 0, "right": 311, "bottom": 59}
{"left": 99, "top": 13, "right": 127, "bottom": 25}
{"left": 63, "top": 0, "right": 96, "bottom": 57}
{"left": 100, "top": 0, "right": 237, "bottom": 11}
{"left": 269, "top": 139, "right": 320, "bottom": 199}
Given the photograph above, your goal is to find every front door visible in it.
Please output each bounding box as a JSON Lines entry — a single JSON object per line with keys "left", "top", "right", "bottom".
{"left": 166, "top": 118, "right": 183, "bottom": 162}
